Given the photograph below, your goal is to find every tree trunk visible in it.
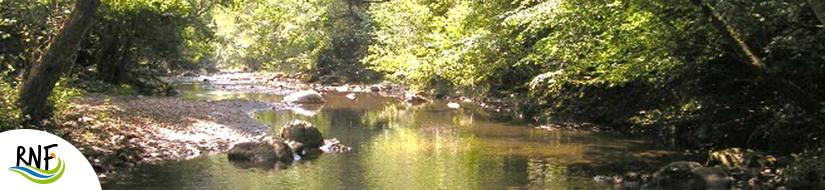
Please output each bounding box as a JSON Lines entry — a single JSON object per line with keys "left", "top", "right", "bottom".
{"left": 18, "top": 0, "right": 100, "bottom": 125}
{"left": 810, "top": 0, "right": 825, "bottom": 26}
{"left": 691, "top": 0, "right": 822, "bottom": 114}
{"left": 96, "top": 21, "right": 131, "bottom": 84}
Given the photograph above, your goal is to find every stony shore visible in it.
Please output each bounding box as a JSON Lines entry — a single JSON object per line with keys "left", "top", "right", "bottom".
{"left": 58, "top": 93, "right": 283, "bottom": 180}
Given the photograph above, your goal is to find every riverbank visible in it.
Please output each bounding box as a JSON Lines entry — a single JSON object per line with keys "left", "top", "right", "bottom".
{"left": 59, "top": 73, "right": 824, "bottom": 188}
{"left": 174, "top": 72, "right": 824, "bottom": 189}
{"left": 57, "top": 93, "right": 281, "bottom": 181}
{"left": 165, "top": 72, "right": 411, "bottom": 97}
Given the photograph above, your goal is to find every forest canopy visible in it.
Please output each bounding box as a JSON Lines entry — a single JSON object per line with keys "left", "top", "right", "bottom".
{"left": 1, "top": 0, "right": 824, "bottom": 151}
{"left": 1, "top": 0, "right": 824, "bottom": 188}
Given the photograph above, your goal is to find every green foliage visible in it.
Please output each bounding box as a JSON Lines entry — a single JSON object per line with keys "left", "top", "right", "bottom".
{"left": 79, "top": 80, "right": 140, "bottom": 95}
{"left": 785, "top": 148, "right": 825, "bottom": 189}
{"left": 211, "top": 0, "right": 377, "bottom": 82}
{"left": 50, "top": 78, "right": 82, "bottom": 116}
{"left": 365, "top": 0, "right": 693, "bottom": 92}
{"left": 85, "top": 0, "right": 219, "bottom": 74}
{"left": 212, "top": 0, "right": 330, "bottom": 71}
{"left": 0, "top": 0, "right": 74, "bottom": 74}
{"left": 0, "top": 71, "right": 22, "bottom": 131}
{"left": 366, "top": 0, "right": 825, "bottom": 150}
{"left": 1, "top": 0, "right": 822, "bottom": 154}
{"left": 365, "top": 0, "right": 499, "bottom": 90}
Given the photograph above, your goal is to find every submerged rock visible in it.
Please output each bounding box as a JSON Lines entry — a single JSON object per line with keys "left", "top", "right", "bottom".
{"left": 283, "top": 90, "right": 325, "bottom": 104}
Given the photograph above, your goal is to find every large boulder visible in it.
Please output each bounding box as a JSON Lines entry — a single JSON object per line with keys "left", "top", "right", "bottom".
{"left": 649, "top": 161, "right": 706, "bottom": 189}
{"left": 283, "top": 90, "right": 325, "bottom": 104}
{"left": 227, "top": 138, "right": 293, "bottom": 169}
{"left": 280, "top": 120, "right": 324, "bottom": 149}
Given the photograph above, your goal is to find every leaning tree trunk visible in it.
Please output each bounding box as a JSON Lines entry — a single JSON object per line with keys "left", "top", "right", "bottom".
{"left": 810, "top": 0, "right": 825, "bottom": 26}
{"left": 690, "top": 0, "right": 822, "bottom": 114}
{"left": 18, "top": 0, "right": 100, "bottom": 126}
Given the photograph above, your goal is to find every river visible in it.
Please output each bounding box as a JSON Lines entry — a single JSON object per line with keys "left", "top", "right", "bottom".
{"left": 101, "top": 83, "right": 686, "bottom": 189}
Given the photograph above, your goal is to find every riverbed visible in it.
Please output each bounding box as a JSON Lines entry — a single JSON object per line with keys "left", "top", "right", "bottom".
{"left": 101, "top": 82, "right": 688, "bottom": 189}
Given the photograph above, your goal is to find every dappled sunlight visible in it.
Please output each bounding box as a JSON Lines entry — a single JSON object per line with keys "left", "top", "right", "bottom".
{"left": 369, "top": 127, "right": 471, "bottom": 155}
{"left": 61, "top": 93, "right": 276, "bottom": 176}
{"left": 1, "top": 0, "right": 821, "bottom": 188}
{"left": 364, "top": 128, "right": 484, "bottom": 190}
{"left": 100, "top": 84, "right": 693, "bottom": 189}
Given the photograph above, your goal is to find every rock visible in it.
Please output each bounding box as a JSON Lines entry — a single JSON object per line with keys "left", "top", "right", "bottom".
{"left": 379, "top": 81, "right": 395, "bottom": 91}
{"left": 594, "top": 172, "right": 642, "bottom": 189}
{"left": 692, "top": 167, "right": 730, "bottom": 190}
{"left": 279, "top": 120, "right": 324, "bottom": 149}
{"left": 369, "top": 85, "right": 381, "bottom": 92}
{"left": 205, "top": 67, "right": 220, "bottom": 74}
{"left": 649, "top": 161, "right": 706, "bottom": 189}
{"left": 182, "top": 71, "right": 199, "bottom": 77}
{"left": 621, "top": 172, "right": 642, "bottom": 189}
{"left": 708, "top": 148, "right": 775, "bottom": 168}
{"left": 403, "top": 93, "right": 430, "bottom": 105}
{"left": 647, "top": 161, "right": 732, "bottom": 189}
{"left": 268, "top": 73, "right": 286, "bottom": 82}
{"left": 283, "top": 90, "right": 325, "bottom": 104}
{"left": 434, "top": 92, "right": 449, "bottom": 99}
{"left": 318, "top": 75, "right": 345, "bottom": 85}
{"left": 227, "top": 140, "right": 293, "bottom": 166}
{"left": 320, "top": 138, "right": 351, "bottom": 153}
{"left": 594, "top": 175, "right": 615, "bottom": 186}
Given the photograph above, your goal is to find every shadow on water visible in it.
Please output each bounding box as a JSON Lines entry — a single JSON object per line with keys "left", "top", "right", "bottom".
{"left": 102, "top": 85, "right": 687, "bottom": 189}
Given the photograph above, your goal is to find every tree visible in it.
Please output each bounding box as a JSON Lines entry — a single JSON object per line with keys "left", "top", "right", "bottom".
{"left": 18, "top": 0, "right": 100, "bottom": 126}
{"left": 811, "top": 0, "right": 825, "bottom": 26}
{"left": 690, "top": 0, "right": 822, "bottom": 114}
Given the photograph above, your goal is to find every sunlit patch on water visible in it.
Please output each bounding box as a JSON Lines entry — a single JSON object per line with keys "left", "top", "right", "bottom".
{"left": 102, "top": 84, "right": 686, "bottom": 189}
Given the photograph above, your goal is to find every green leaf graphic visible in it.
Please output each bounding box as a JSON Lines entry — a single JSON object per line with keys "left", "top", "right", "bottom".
{"left": 8, "top": 157, "right": 66, "bottom": 184}
{"left": 23, "top": 156, "right": 62, "bottom": 174}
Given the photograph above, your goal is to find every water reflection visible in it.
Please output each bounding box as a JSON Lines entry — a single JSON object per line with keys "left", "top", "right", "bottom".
{"left": 103, "top": 87, "right": 684, "bottom": 190}
{"left": 176, "top": 83, "right": 283, "bottom": 101}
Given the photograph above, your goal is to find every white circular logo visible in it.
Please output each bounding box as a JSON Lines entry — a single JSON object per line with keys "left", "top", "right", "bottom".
{"left": 0, "top": 129, "right": 101, "bottom": 189}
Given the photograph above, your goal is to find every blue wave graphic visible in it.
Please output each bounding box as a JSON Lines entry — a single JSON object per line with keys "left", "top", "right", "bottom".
{"left": 8, "top": 166, "right": 56, "bottom": 178}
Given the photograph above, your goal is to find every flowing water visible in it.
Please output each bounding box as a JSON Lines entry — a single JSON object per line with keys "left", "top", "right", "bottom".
{"left": 102, "top": 83, "right": 687, "bottom": 189}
